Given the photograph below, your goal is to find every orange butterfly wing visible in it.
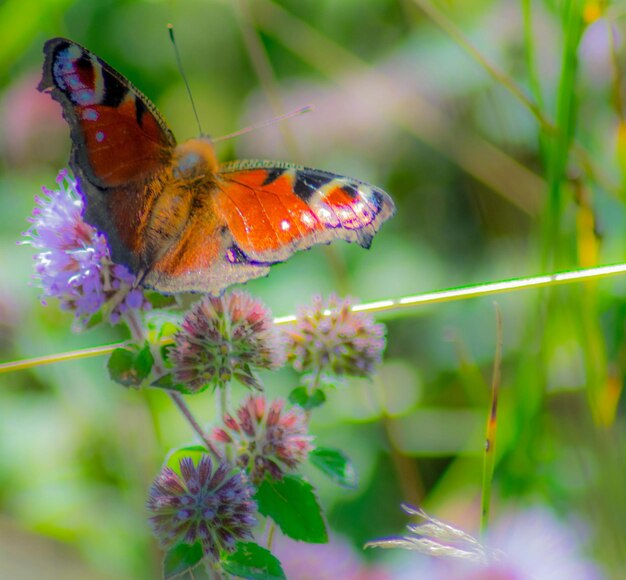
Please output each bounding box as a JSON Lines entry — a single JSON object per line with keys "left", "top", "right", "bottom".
{"left": 141, "top": 162, "right": 395, "bottom": 295}
{"left": 216, "top": 161, "right": 395, "bottom": 261}
{"left": 39, "top": 38, "right": 175, "bottom": 272}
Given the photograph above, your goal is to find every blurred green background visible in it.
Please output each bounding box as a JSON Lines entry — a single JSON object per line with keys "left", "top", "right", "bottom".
{"left": 2, "top": 0, "right": 626, "bottom": 577}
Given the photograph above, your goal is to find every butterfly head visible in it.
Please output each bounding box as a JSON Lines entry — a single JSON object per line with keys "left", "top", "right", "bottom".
{"left": 172, "top": 136, "right": 218, "bottom": 184}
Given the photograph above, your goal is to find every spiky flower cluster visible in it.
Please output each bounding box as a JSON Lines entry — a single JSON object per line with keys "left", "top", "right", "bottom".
{"left": 146, "top": 455, "right": 256, "bottom": 561}
{"left": 212, "top": 395, "right": 313, "bottom": 483}
{"left": 23, "top": 170, "right": 150, "bottom": 325}
{"left": 285, "top": 294, "right": 386, "bottom": 378}
{"left": 168, "top": 291, "right": 284, "bottom": 392}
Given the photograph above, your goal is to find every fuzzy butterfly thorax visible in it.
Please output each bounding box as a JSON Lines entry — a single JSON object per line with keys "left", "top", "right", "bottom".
{"left": 172, "top": 137, "right": 220, "bottom": 183}
{"left": 39, "top": 37, "right": 395, "bottom": 295}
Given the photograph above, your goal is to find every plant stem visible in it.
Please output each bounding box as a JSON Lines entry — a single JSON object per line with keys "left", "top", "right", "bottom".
{"left": 267, "top": 521, "right": 277, "bottom": 550}
{"left": 522, "top": 0, "right": 545, "bottom": 112}
{"left": 412, "top": 0, "right": 552, "bottom": 131}
{"left": 369, "top": 377, "right": 425, "bottom": 505}
{"left": 234, "top": 0, "right": 301, "bottom": 156}
{"left": 219, "top": 383, "right": 230, "bottom": 418}
{"left": 308, "top": 367, "right": 323, "bottom": 395}
{"left": 5, "top": 262, "right": 626, "bottom": 374}
{"left": 123, "top": 310, "right": 221, "bottom": 459}
{"left": 169, "top": 391, "right": 221, "bottom": 458}
{"left": 480, "top": 304, "right": 503, "bottom": 539}
{"left": 304, "top": 367, "right": 324, "bottom": 422}
{"left": 218, "top": 383, "right": 233, "bottom": 462}
{"left": 542, "top": 0, "right": 585, "bottom": 269}
{"left": 608, "top": 18, "right": 625, "bottom": 124}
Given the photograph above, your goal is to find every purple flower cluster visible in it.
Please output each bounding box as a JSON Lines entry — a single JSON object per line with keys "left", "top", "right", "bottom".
{"left": 168, "top": 291, "right": 285, "bottom": 392}
{"left": 147, "top": 455, "right": 257, "bottom": 561}
{"left": 212, "top": 395, "right": 313, "bottom": 483}
{"left": 285, "top": 294, "right": 386, "bottom": 378}
{"left": 23, "top": 170, "right": 149, "bottom": 325}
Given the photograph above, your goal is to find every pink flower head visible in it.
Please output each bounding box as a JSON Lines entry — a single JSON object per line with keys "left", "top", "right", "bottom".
{"left": 285, "top": 294, "right": 386, "bottom": 378}
{"left": 169, "top": 291, "right": 284, "bottom": 393}
{"left": 147, "top": 455, "right": 257, "bottom": 561}
{"left": 212, "top": 395, "right": 313, "bottom": 483}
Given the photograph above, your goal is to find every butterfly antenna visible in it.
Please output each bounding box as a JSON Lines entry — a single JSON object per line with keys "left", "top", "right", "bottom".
{"left": 168, "top": 23, "right": 204, "bottom": 136}
{"left": 212, "top": 105, "right": 314, "bottom": 143}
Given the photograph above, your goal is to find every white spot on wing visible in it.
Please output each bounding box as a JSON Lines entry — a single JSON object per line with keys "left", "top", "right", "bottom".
{"left": 300, "top": 212, "right": 316, "bottom": 228}
{"left": 67, "top": 45, "right": 82, "bottom": 59}
{"left": 317, "top": 205, "right": 339, "bottom": 227}
{"left": 82, "top": 108, "right": 99, "bottom": 121}
{"left": 280, "top": 219, "right": 290, "bottom": 231}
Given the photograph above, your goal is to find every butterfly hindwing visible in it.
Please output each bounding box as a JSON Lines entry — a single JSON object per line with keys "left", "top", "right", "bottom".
{"left": 141, "top": 210, "right": 272, "bottom": 295}
{"left": 216, "top": 161, "right": 395, "bottom": 262}
{"left": 136, "top": 161, "right": 395, "bottom": 295}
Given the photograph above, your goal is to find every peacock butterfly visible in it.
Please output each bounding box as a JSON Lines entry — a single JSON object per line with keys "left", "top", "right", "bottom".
{"left": 38, "top": 37, "right": 395, "bottom": 295}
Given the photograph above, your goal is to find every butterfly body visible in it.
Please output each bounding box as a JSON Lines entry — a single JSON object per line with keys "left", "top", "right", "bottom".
{"left": 39, "top": 38, "right": 395, "bottom": 294}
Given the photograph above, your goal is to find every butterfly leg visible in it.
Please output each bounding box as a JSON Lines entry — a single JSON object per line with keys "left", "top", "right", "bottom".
{"left": 134, "top": 267, "right": 150, "bottom": 290}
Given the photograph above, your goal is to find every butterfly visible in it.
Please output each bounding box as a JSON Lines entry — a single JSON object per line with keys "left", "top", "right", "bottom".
{"left": 38, "top": 38, "right": 395, "bottom": 295}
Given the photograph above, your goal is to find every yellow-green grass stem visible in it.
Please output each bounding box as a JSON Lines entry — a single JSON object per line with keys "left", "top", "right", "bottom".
{"left": 480, "top": 305, "right": 503, "bottom": 540}
{"left": 3, "top": 262, "right": 626, "bottom": 375}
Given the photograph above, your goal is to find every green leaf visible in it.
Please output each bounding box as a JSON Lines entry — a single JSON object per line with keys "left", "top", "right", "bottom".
{"left": 145, "top": 312, "right": 180, "bottom": 343}
{"left": 289, "top": 387, "right": 326, "bottom": 411}
{"left": 316, "top": 374, "right": 344, "bottom": 390}
{"left": 175, "top": 564, "right": 211, "bottom": 580}
{"left": 136, "top": 344, "right": 154, "bottom": 372}
{"left": 222, "top": 542, "right": 285, "bottom": 580}
{"left": 152, "top": 373, "right": 175, "bottom": 389}
{"left": 256, "top": 475, "right": 327, "bottom": 543}
{"left": 85, "top": 309, "right": 103, "bottom": 329}
{"left": 165, "top": 445, "right": 209, "bottom": 473}
{"left": 161, "top": 343, "right": 175, "bottom": 366}
{"left": 151, "top": 373, "right": 199, "bottom": 395}
{"left": 145, "top": 291, "right": 177, "bottom": 309}
{"left": 163, "top": 542, "right": 203, "bottom": 579}
{"left": 107, "top": 343, "right": 154, "bottom": 388}
{"left": 309, "top": 447, "right": 357, "bottom": 489}
{"left": 300, "top": 373, "right": 345, "bottom": 392}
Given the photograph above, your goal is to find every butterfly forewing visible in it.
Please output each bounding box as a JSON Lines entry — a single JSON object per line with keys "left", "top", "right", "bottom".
{"left": 39, "top": 38, "right": 178, "bottom": 274}
{"left": 39, "top": 37, "right": 175, "bottom": 188}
